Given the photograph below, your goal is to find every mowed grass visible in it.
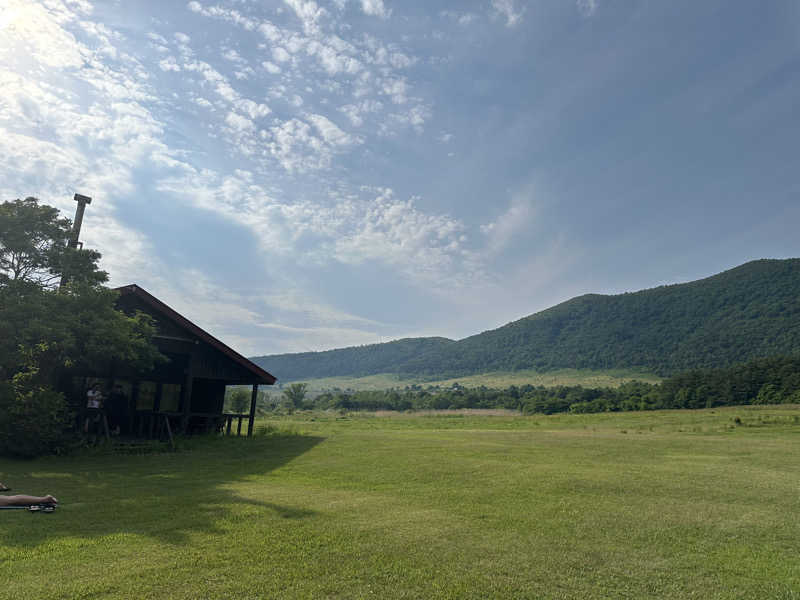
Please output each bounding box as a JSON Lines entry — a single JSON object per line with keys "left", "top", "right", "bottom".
{"left": 2, "top": 406, "right": 799, "bottom": 599}
{"left": 283, "top": 367, "right": 661, "bottom": 394}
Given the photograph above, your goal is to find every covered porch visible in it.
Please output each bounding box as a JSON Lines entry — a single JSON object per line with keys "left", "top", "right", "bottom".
{"left": 64, "top": 284, "right": 276, "bottom": 443}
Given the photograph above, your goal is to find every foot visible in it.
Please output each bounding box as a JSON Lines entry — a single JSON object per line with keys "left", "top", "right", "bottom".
{"left": 42, "top": 494, "right": 58, "bottom": 505}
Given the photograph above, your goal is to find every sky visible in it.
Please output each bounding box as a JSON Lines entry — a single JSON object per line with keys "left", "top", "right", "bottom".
{"left": 1, "top": 0, "right": 799, "bottom": 356}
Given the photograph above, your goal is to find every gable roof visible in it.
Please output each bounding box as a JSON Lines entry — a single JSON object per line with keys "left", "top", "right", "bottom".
{"left": 115, "top": 284, "right": 276, "bottom": 385}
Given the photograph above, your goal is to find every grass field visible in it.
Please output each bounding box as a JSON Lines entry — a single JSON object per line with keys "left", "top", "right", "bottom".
{"left": 274, "top": 367, "right": 662, "bottom": 395}
{"left": 2, "top": 406, "right": 799, "bottom": 598}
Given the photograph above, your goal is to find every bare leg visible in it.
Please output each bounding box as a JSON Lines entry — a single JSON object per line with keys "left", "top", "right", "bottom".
{"left": 0, "top": 494, "right": 58, "bottom": 506}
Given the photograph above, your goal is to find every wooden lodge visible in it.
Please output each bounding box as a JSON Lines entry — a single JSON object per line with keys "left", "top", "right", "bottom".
{"left": 65, "top": 284, "right": 276, "bottom": 441}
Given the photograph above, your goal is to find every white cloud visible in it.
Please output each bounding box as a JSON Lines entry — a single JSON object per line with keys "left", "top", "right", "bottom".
{"left": 182, "top": 60, "right": 270, "bottom": 121}
{"left": 576, "top": 0, "right": 599, "bottom": 17}
{"left": 264, "top": 115, "right": 357, "bottom": 172}
{"left": 381, "top": 77, "right": 408, "bottom": 104}
{"left": 225, "top": 111, "right": 255, "bottom": 132}
{"left": 307, "top": 113, "right": 355, "bottom": 146}
{"left": 155, "top": 171, "right": 479, "bottom": 291}
{"left": 481, "top": 191, "right": 536, "bottom": 254}
{"left": 222, "top": 48, "right": 245, "bottom": 63}
{"left": 158, "top": 56, "right": 181, "bottom": 71}
{"left": 272, "top": 46, "right": 291, "bottom": 62}
{"left": 262, "top": 61, "right": 281, "bottom": 74}
{"left": 187, "top": 0, "right": 429, "bottom": 135}
{"left": 491, "top": 0, "right": 524, "bottom": 27}
{"left": 147, "top": 32, "right": 169, "bottom": 44}
{"left": 339, "top": 99, "right": 383, "bottom": 126}
{"left": 0, "top": 0, "right": 197, "bottom": 294}
{"left": 234, "top": 66, "right": 255, "bottom": 80}
{"left": 283, "top": 0, "right": 327, "bottom": 35}
{"left": 441, "top": 10, "right": 476, "bottom": 26}
{"left": 360, "top": 0, "right": 390, "bottom": 19}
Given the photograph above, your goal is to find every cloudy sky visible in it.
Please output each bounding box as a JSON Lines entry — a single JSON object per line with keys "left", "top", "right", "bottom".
{"left": 2, "top": 0, "right": 799, "bottom": 355}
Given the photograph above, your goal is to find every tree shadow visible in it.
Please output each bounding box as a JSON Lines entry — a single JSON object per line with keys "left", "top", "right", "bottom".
{"left": 0, "top": 433, "right": 324, "bottom": 547}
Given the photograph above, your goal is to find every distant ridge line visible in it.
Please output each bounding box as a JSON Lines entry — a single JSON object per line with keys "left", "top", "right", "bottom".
{"left": 251, "top": 258, "right": 800, "bottom": 381}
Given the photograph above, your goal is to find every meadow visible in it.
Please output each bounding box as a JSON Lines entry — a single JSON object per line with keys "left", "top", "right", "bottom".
{"left": 2, "top": 406, "right": 799, "bottom": 599}
{"left": 270, "top": 367, "right": 662, "bottom": 395}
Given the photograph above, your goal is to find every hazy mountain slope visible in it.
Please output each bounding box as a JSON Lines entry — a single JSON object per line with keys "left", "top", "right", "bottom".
{"left": 252, "top": 258, "right": 800, "bottom": 381}
{"left": 250, "top": 336, "right": 454, "bottom": 382}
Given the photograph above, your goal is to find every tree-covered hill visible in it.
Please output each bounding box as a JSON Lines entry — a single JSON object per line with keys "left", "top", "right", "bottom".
{"left": 250, "top": 336, "right": 455, "bottom": 382}
{"left": 252, "top": 258, "right": 800, "bottom": 381}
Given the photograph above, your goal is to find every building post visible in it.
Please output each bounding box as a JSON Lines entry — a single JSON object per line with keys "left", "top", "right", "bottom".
{"left": 247, "top": 384, "right": 259, "bottom": 437}
{"left": 180, "top": 350, "right": 196, "bottom": 434}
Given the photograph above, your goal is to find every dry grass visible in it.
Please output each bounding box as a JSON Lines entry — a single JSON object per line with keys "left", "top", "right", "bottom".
{"left": 372, "top": 408, "right": 521, "bottom": 417}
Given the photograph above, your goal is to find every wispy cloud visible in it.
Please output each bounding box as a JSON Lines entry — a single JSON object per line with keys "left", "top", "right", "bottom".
{"left": 360, "top": 0, "right": 390, "bottom": 19}
{"left": 481, "top": 190, "right": 536, "bottom": 255}
{"left": 491, "top": 0, "right": 524, "bottom": 27}
{"left": 576, "top": 0, "right": 599, "bottom": 17}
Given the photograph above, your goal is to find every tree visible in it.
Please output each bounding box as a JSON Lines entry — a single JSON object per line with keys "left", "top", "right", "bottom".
{"left": 0, "top": 197, "right": 107, "bottom": 288}
{"left": 226, "top": 388, "right": 250, "bottom": 414}
{"left": 282, "top": 383, "right": 308, "bottom": 409}
{"left": 0, "top": 196, "right": 164, "bottom": 456}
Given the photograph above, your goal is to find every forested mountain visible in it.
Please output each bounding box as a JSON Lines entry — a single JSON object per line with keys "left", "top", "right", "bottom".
{"left": 251, "top": 337, "right": 455, "bottom": 382}
{"left": 252, "top": 259, "right": 800, "bottom": 381}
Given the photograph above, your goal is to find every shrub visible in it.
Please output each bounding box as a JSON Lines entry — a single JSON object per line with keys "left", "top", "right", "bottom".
{"left": 0, "top": 380, "right": 72, "bottom": 458}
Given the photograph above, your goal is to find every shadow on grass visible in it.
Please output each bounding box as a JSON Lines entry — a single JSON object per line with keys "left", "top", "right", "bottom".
{"left": 0, "top": 433, "right": 324, "bottom": 547}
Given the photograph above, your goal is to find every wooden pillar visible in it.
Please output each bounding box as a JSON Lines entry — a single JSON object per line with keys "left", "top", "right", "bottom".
{"left": 247, "top": 383, "right": 258, "bottom": 437}
{"left": 180, "top": 352, "right": 196, "bottom": 435}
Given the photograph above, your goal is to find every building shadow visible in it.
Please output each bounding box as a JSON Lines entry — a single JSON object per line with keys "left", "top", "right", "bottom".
{"left": 0, "top": 433, "right": 324, "bottom": 547}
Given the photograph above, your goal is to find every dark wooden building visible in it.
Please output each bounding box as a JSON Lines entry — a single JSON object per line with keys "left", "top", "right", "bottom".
{"left": 68, "top": 284, "right": 276, "bottom": 438}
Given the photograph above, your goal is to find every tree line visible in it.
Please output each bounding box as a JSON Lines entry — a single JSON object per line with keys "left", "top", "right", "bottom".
{"left": 276, "top": 355, "right": 800, "bottom": 415}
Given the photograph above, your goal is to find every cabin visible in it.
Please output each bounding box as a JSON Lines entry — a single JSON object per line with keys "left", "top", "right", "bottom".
{"left": 64, "top": 284, "right": 276, "bottom": 440}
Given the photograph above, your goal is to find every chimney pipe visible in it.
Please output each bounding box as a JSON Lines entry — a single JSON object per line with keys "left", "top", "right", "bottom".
{"left": 69, "top": 193, "right": 92, "bottom": 249}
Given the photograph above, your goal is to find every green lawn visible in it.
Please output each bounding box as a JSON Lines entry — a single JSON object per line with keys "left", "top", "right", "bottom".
{"left": 2, "top": 406, "right": 799, "bottom": 598}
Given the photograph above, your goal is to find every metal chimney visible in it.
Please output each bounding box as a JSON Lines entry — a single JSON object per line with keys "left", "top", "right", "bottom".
{"left": 69, "top": 193, "right": 92, "bottom": 249}
{"left": 60, "top": 193, "right": 92, "bottom": 288}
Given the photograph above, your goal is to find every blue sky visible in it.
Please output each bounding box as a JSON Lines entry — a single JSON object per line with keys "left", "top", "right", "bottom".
{"left": 2, "top": 0, "right": 799, "bottom": 355}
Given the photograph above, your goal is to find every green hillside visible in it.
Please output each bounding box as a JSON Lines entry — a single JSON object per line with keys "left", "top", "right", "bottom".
{"left": 252, "top": 336, "right": 454, "bottom": 382}
{"left": 252, "top": 258, "right": 800, "bottom": 381}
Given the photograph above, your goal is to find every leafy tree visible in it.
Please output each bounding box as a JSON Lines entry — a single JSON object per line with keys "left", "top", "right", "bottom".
{"left": 226, "top": 388, "right": 250, "bottom": 414}
{"left": 0, "top": 197, "right": 107, "bottom": 288}
{"left": 0, "top": 196, "right": 163, "bottom": 456}
{"left": 0, "top": 373, "right": 72, "bottom": 458}
{"left": 282, "top": 383, "right": 308, "bottom": 409}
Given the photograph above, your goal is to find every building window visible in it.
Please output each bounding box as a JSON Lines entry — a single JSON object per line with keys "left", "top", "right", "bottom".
{"left": 160, "top": 383, "right": 181, "bottom": 413}
{"left": 137, "top": 381, "right": 157, "bottom": 411}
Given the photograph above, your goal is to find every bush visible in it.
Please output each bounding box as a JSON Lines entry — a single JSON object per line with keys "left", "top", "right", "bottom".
{"left": 0, "top": 380, "right": 72, "bottom": 458}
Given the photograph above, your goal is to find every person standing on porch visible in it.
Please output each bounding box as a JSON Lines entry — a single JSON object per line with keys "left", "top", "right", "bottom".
{"left": 84, "top": 383, "right": 104, "bottom": 434}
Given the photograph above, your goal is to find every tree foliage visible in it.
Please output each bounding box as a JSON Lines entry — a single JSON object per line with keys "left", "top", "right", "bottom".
{"left": 225, "top": 388, "right": 250, "bottom": 414}
{"left": 282, "top": 383, "right": 308, "bottom": 409}
{"left": 302, "top": 355, "right": 800, "bottom": 415}
{"left": 0, "top": 376, "right": 72, "bottom": 458}
{"left": 0, "top": 197, "right": 107, "bottom": 288}
{"left": 0, "top": 196, "right": 163, "bottom": 456}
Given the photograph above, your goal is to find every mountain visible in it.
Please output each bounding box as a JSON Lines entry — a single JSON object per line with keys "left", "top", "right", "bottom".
{"left": 251, "top": 336, "right": 455, "bottom": 382}
{"left": 251, "top": 258, "right": 800, "bottom": 381}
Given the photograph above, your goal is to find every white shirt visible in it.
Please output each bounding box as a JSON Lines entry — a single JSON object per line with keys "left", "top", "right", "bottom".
{"left": 87, "top": 390, "right": 102, "bottom": 409}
